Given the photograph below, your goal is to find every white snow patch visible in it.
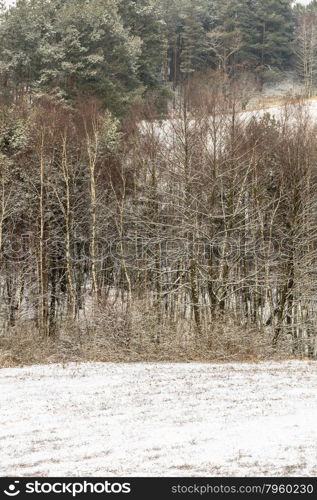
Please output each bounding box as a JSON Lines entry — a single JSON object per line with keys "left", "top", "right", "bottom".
{"left": 240, "top": 99, "right": 317, "bottom": 123}
{"left": 1, "top": 361, "right": 317, "bottom": 476}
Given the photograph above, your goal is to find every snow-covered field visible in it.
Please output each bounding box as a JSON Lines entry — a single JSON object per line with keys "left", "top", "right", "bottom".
{"left": 1, "top": 361, "right": 317, "bottom": 477}
{"left": 242, "top": 98, "right": 317, "bottom": 121}
{"left": 141, "top": 98, "right": 317, "bottom": 149}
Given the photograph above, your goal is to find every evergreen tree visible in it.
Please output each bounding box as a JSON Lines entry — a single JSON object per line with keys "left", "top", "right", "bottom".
{"left": 250, "top": 0, "right": 295, "bottom": 68}
{"left": 179, "top": 0, "right": 209, "bottom": 77}
{"left": 0, "top": 0, "right": 302, "bottom": 112}
{"left": 0, "top": 0, "right": 55, "bottom": 97}
{"left": 159, "top": 0, "right": 211, "bottom": 86}
{"left": 40, "top": 0, "right": 143, "bottom": 112}
{"left": 209, "top": 0, "right": 294, "bottom": 71}
{"left": 118, "top": 0, "right": 166, "bottom": 89}
{"left": 207, "top": 0, "right": 247, "bottom": 76}
{"left": 0, "top": 0, "right": 145, "bottom": 113}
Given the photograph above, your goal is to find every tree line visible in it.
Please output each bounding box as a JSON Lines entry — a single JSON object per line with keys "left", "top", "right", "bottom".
{"left": 1, "top": 0, "right": 317, "bottom": 114}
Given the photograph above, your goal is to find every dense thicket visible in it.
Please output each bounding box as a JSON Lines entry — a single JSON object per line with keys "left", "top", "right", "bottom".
{"left": 1, "top": 90, "right": 317, "bottom": 361}
{"left": 1, "top": 0, "right": 317, "bottom": 363}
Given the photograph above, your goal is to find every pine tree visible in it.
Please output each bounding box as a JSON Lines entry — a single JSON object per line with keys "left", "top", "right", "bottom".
{"left": 250, "top": 0, "right": 295, "bottom": 68}
{"left": 207, "top": 0, "right": 246, "bottom": 77}
{"left": 179, "top": 0, "right": 209, "bottom": 77}
{"left": 118, "top": 0, "right": 166, "bottom": 89}
{"left": 160, "top": 0, "right": 211, "bottom": 86}
{"left": 0, "top": 0, "right": 144, "bottom": 114}
{"left": 0, "top": 0, "right": 55, "bottom": 98}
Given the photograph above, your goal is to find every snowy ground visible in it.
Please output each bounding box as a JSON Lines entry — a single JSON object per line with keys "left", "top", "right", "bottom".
{"left": 241, "top": 98, "right": 317, "bottom": 122}
{"left": 141, "top": 98, "right": 317, "bottom": 148}
{"left": 1, "top": 361, "right": 317, "bottom": 477}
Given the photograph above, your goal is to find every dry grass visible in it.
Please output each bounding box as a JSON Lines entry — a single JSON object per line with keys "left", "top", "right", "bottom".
{"left": 245, "top": 93, "right": 317, "bottom": 112}
{"left": 0, "top": 304, "right": 293, "bottom": 368}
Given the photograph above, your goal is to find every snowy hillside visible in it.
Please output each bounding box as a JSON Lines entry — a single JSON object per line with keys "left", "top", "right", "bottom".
{"left": 242, "top": 98, "right": 317, "bottom": 122}
{"left": 1, "top": 361, "right": 317, "bottom": 477}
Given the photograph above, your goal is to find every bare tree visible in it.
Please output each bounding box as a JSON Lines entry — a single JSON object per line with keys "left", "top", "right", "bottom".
{"left": 294, "top": 12, "right": 317, "bottom": 98}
